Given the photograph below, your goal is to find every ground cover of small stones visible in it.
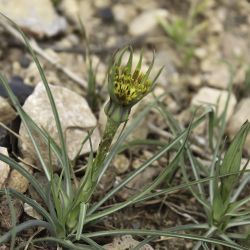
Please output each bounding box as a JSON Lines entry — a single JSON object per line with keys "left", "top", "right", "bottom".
{"left": 0, "top": 0, "right": 250, "bottom": 249}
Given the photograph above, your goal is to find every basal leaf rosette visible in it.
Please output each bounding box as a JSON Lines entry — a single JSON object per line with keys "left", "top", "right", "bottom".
{"left": 105, "top": 46, "right": 163, "bottom": 123}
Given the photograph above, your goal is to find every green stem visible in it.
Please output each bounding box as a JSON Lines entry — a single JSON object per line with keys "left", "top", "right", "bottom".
{"left": 83, "top": 117, "right": 120, "bottom": 201}
{"left": 66, "top": 117, "right": 120, "bottom": 229}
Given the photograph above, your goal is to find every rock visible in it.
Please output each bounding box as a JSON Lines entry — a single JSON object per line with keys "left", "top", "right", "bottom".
{"left": 0, "top": 147, "right": 10, "bottom": 189}
{"left": 194, "top": 47, "right": 208, "bottom": 59}
{"left": 19, "top": 82, "right": 100, "bottom": 169}
{"left": 0, "top": 96, "right": 16, "bottom": 124}
{"left": 241, "top": 158, "right": 249, "bottom": 171}
{"left": 0, "top": 0, "right": 67, "bottom": 38}
{"left": 59, "top": 0, "right": 95, "bottom": 33}
{"left": 191, "top": 87, "right": 237, "bottom": 121}
{"left": 93, "top": 0, "right": 110, "bottom": 8}
{"left": 204, "top": 62, "right": 231, "bottom": 89}
{"left": 59, "top": 0, "right": 79, "bottom": 23}
{"left": 0, "top": 197, "right": 23, "bottom": 230}
{"left": 221, "top": 33, "right": 250, "bottom": 64}
{"left": 154, "top": 50, "right": 178, "bottom": 87}
{"left": 134, "top": 0, "right": 158, "bottom": 10}
{"left": 0, "top": 126, "right": 9, "bottom": 148}
{"left": 0, "top": 245, "right": 8, "bottom": 249}
{"left": 113, "top": 4, "right": 137, "bottom": 24}
{"left": 129, "top": 9, "right": 168, "bottom": 36}
{"left": 97, "top": 7, "right": 114, "bottom": 23}
{"left": 24, "top": 203, "right": 42, "bottom": 220}
{"left": 187, "top": 75, "right": 202, "bottom": 88}
{"left": 113, "top": 154, "right": 130, "bottom": 174}
{"left": 227, "top": 98, "right": 250, "bottom": 155}
{"left": 7, "top": 161, "right": 33, "bottom": 193}
{"left": 103, "top": 235, "right": 153, "bottom": 250}
{"left": 0, "top": 76, "right": 34, "bottom": 105}
{"left": 13, "top": 61, "right": 42, "bottom": 87}
{"left": 206, "top": 8, "right": 225, "bottom": 34}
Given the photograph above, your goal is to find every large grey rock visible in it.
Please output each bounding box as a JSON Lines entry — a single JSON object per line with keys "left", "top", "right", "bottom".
{"left": 0, "top": 96, "right": 16, "bottom": 124}
{"left": 227, "top": 98, "right": 250, "bottom": 155}
{"left": 0, "top": 0, "right": 67, "bottom": 38}
{"left": 19, "top": 82, "right": 100, "bottom": 169}
{"left": 129, "top": 9, "right": 168, "bottom": 36}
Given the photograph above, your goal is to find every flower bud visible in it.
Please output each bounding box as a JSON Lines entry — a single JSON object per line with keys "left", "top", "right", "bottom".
{"left": 105, "top": 46, "right": 163, "bottom": 123}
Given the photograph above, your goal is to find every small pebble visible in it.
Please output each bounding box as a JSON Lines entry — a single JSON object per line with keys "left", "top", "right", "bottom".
{"left": 97, "top": 7, "right": 114, "bottom": 23}
{"left": 113, "top": 154, "right": 130, "bottom": 174}
{"left": 19, "top": 56, "right": 31, "bottom": 68}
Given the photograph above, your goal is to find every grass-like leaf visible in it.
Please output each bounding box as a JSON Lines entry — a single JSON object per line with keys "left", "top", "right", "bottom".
{"left": 0, "top": 13, "right": 72, "bottom": 196}
{"left": 81, "top": 229, "right": 247, "bottom": 250}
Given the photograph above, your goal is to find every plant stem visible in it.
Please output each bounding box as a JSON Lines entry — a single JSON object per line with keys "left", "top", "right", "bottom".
{"left": 67, "top": 117, "right": 121, "bottom": 227}
{"left": 81, "top": 117, "right": 120, "bottom": 202}
{"left": 66, "top": 117, "right": 121, "bottom": 230}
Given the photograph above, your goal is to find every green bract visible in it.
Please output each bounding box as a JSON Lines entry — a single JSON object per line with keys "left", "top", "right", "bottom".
{"left": 105, "top": 46, "right": 163, "bottom": 123}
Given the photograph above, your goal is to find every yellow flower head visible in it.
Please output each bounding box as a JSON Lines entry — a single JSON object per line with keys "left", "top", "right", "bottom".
{"left": 105, "top": 46, "right": 163, "bottom": 123}
{"left": 112, "top": 65, "right": 152, "bottom": 105}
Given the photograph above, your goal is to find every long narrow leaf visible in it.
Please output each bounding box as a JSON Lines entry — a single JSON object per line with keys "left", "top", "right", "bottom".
{"left": 0, "top": 189, "right": 55, "bottom": 229}
{"left": 0, "top": 220, "right": 54, "bottom": 244}
{"left": 0, "top": 153, "right": 46, "bottom": 202}
{"left": 88, "top": 107, "right": 211, "bottom": 215}
{"left": 0, "top": 13, "right": 72, "bottom": 196}
{"left": 81, "top": 229, "right": 247, "bottom": 250}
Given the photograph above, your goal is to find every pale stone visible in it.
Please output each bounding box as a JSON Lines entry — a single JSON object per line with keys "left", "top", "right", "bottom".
{"left": 0, "top": 97, "right": 16, "bottom": 124}
{"left": 94, "top": 0, "right": 110, "bottom": 8}
{"left": 134, "top": 0, "right": 158, "bottom": 10}
{"left": 129, "top": 9, "right": 168, "bottom": 36}
{"left": 241, "top": 158, "right": 249, "bottom": 171}
{"left": 221, "top": 33, "right": 250, "bottom": 65}
{"left": 24, "top": 203, "right": 42, "bottom": 220}
{"left": 227, "top": 98, "right": 250, "bottom": 155}
{"left": 0, "top": 0, "right": 67, "bottom": 38}
{"left": 187, "top": 75, "right": 202, "bottom": 88}
{"left": 113, "top": 154, "right": 130, "bottom": 174}
{"left": 191, "top": 87, "right": 237, "bottom": 121}
{"left": 221, "top": 33, "right": 249, "bottom": 60}
{"left": 19, "top": 82, "right": 100, "bottom": 169}
{"left": 7, "top": 162, "right": 33, "bottom": 193}
{"left": 204, "top": 63, "right": 231, "bottom": 89}
{"left": 78, "top": 0, "right": 96, "bottom": 29}
{"left": 59, "top": 0, "right": 79, "bottom": 22}
{"left": 103, "top": 235, "right": 153, "bottom": 250}
{"left": 195, "top": 47, "right": 208, "bottom": 59}
{"left": 154, "top": 50, "right": 178, "bottom": 87}
{"left": 0, "top": 147, "right": 10, "bottom": 189}
{"left": 113, "top": 4, "right": 137, "bottom": 24}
